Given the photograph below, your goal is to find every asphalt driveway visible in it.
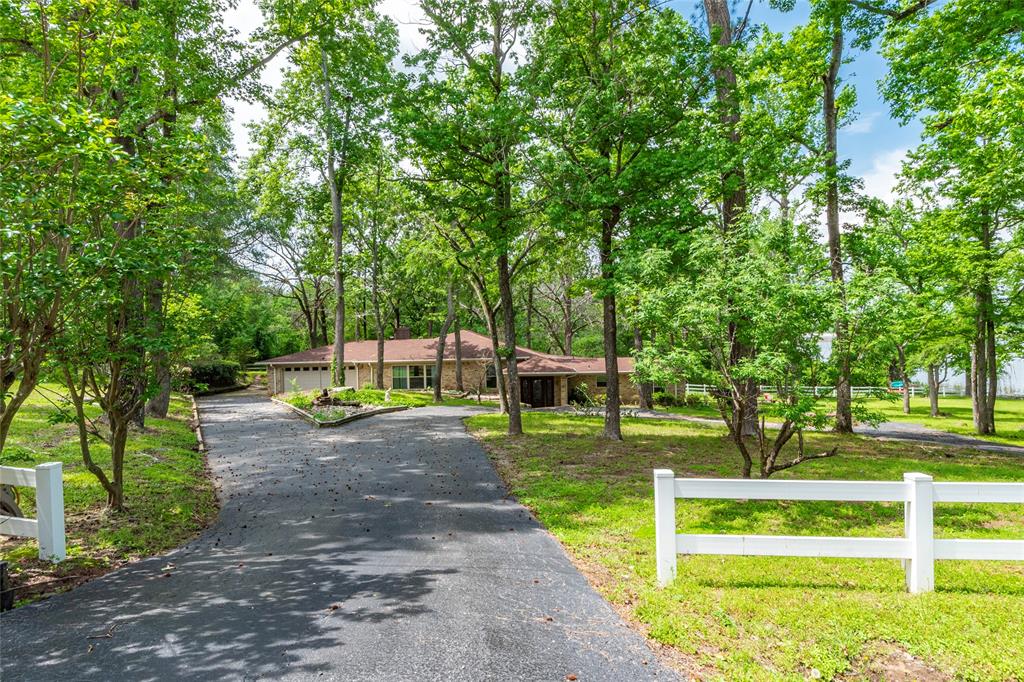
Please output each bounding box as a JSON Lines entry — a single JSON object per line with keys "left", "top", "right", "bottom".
{"left": 0, "top": 392, "right": 672, "bottom": 681}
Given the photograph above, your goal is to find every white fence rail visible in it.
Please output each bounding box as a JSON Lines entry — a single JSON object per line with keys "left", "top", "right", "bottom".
{"left": 0, "top": 462, "right": 65, "bottom": 561}
{"left": 674, "top": 383, "right": 944, "bottom": 398}
{"left": 653, "top": 470, "right": 1024, "bottom": 593}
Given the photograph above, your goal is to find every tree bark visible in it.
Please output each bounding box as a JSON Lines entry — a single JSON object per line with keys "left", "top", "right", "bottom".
{"left": 146, "top": 278, "right": 171, "bottom": 418}
{"left": 600, "top": 205, "right": 622, "bottom": 440}
{"left": 370, "top": 166, "right": 385, "bottom": 389}
{"left": 525, "top": 285, "right": 533, "bottom": 349}
{"left": 320, "top": 46, "right": 351, "bottom": 387}
{"left": 498, "top": 252, "right": 523, "bottom": 435}
{"left": 433, "top": 282, "right": 457, "bottom": 402}
{"left": 971, "top": 218, "right": 997, "bottom": 435}
{"left": 705, "top": 0, "right": 757, "bottom": 438}
{"left": 927, "top": 363, "right": 940, "bottom": 417}
{"left": 563, "top": 282, "right": 574, "bottom": 356}
{"left": 466, "top": 276, "right": 508, "bottom": 413}
{"left": 823, "top": 24, "right": 853, "bottom": 433}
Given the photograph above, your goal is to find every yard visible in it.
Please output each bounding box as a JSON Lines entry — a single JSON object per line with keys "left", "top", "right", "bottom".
{"left": 654, "top": 394, "right": 1024, "bottom": 446}
{"left": 0, "top": 386, "right": 217, "bottom": 606}
{"left": 467, "top": 412, "right": 1024, "bottom": 681}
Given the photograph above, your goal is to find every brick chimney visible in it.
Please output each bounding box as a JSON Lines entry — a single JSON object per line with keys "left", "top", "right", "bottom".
{"left": 393, "top": 326, "right": 411, "bottom": 340}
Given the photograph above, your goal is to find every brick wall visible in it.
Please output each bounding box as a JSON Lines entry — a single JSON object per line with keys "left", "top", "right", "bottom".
{"left": 353, "top": 359, "right": 494, "bottom": 394}
{"left": 568, "top": 374, "right": 639, "bottom": 404}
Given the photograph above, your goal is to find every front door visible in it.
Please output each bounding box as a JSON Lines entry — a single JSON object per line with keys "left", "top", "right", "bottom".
{"left": 520, "top": 377, "right": 555, "bottom": 408}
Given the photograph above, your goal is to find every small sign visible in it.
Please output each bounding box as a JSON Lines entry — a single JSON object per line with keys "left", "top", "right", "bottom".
{"left": 891, "top": 380, "right": 904, "bottom": 389}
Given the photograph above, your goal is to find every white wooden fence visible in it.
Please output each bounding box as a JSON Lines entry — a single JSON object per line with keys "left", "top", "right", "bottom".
{"left": 0, "top": 462, "right": 66, "bottom": 561}
{"left": 674, "top": 383, "right": 943, "bottom": 398}
{"left": 653, "top": 470, "right": 1024, "bottom": 593}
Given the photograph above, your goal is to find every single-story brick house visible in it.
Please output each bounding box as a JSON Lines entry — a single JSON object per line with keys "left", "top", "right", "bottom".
{"left": 259, "top": 329, "right": 639, "bottom": 408}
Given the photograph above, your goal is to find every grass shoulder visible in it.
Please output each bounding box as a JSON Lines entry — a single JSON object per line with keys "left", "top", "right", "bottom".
{"left": 466, "top": 411, "right": 1024, "bottom": 681}
{"left": 0, "top": 386, "right": 217, "bottom": 606}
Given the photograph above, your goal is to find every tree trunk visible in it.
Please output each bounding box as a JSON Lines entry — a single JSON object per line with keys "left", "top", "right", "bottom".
{"left": 705, "top": 0, "right": 757, "bottom": 438}
{"left": 927, "top": 364, "right": 940, "bottom": 417}
{"left": 600, "top": 205, "right": 622, "bottom": 440}
{"left": 525, "top": 285, "right": 533, "bottom": 349}
{"left": 633, "top": 327, "right": 653, "bottom": 409}
{"left": 971, "top": 217, "right": 997, "bottom": 434}
{"left": 467, "top": 277, "right": 508, "bottom": 413}
{"left": 371, "top": 167, "right": 385, "bottom": 389}
{"left": 823, "top": 25, "right": 853, "bottom": 433}
{"left": 146, "top": 277, "right": 171, "bottom": 418}
{"left": 320, "top": 46, "right": 351, "bottom": 387}
{"left": 454, "top": 317, "right": 464, "bottom": 391}
{"left": 498, "top": 253, "right": 523, "bottom": 435}
{"left": 433, "top": 282, "right": 456, "bottom": 402}
{"left": 563, "top": 285, "right": 574, "bottom": 356}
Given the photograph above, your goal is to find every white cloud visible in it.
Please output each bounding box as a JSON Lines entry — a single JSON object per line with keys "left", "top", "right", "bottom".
{"left": 844, "top": 111, "right": 880, "bottom": 135}
{"left": 834, "top": 147, "right": 906, "bottom": 227}
{"left": 859, "top": 147, "right": 907, "bottom": 203}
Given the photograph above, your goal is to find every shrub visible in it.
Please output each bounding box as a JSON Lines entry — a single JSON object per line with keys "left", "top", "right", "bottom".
{"left": 186, "top": 360, "right": 240, "bottom": 389}
{"left": 285, "top": 391, "right": 314, "bottom": 411}
{"left": 652, "top": 391, "right": 713, "bottom": 409}
{"left": 568, "top": 385, "right": 590, "bottom": 405}
{"left": 681, "top": 393, "right": 713, "bottom": 408}
{"left": 653, "top": 391, "right": 678, "bottom": 407}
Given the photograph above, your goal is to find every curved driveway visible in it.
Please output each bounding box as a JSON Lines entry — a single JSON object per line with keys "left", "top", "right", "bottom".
{"left": 1, "top": 392, "right": 672, "bottom": 681}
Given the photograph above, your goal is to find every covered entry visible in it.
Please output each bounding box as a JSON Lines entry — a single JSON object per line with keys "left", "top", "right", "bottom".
{"left": 520, "top": 376, "right": 555, "bottom": 408}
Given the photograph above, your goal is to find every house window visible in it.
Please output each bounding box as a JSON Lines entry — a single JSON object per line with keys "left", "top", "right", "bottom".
{"left": 392, "top": 366, "right": 409, "bottom": 389}
{"left": 596, "top": 374, "right": 607, "bottom": 388}
{"left": 425, "top": 365, "right": 435, "bottom": 389}
{"left": 486, "top": 364, "right": 497, "bottom": 389}
{"left": 409, "top": 365, "right": 426, "bottom": 389}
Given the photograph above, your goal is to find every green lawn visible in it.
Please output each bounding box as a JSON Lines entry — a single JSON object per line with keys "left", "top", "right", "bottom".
{"left": 467, "top": 412, "right": 1024, "bottom": 681}
{"left": 653, "top": 394, "right": 1024, "bottom": 446}
{"left": 0, "top": 385, "right": 217, "bottom": 605}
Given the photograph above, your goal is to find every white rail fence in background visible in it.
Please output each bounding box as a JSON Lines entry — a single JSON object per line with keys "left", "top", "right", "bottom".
{"left": 653, "top": 470, "right": 1024, "bottom": 593}
{"left": 674, "top": 383, "right": 948, "bottom": 398}
{"left": 0, "top": 462, "right": 65, "bottom": 561}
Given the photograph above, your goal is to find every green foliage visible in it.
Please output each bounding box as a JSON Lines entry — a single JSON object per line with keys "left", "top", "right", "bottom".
{"left": 185, "top": 360, "right": 240, "bottom": 390}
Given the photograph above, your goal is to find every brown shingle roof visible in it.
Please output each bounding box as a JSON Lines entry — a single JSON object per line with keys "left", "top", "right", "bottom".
{"left": 516, "top": 352, "right": 633, "bottom": 375}
{"left": 260, "top": 330, "right": 500, "bottom": 365}
{"left": 260, "top": 329, "right": 633, "bottom": 375}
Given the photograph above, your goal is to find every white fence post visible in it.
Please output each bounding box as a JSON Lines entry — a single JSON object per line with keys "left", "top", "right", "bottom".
{"left": 35, "top": 462, "right": 65, "bottom": 562}
{"left": 904, "top": 472, "right": 934, "bottom": 593}
{"left": 654, "top": 469, "right": 677, "bottom": 586}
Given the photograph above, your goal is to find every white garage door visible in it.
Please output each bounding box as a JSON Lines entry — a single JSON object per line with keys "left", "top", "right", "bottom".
{"left": 281, "top": 365, "right": 359, "bottom": 392}
{"left": 282, "top": 366, "right": 329, "bottom": 392}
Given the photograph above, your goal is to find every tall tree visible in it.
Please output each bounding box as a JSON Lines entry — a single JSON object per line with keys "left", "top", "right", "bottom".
{"left": 259, "top": 2, "right": 396, "bottom": 384}
{"left": 399, "top": 0, "right": 539, "bottom": 435}
{"left": 882, "top": 0, "right": 1023, "bottom": 434}
{"left": 528, "top": 0, "right": 709, "bottom": 438}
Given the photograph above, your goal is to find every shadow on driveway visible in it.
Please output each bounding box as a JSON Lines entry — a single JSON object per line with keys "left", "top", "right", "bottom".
{"left": 1, "top": 392, "right": 672, "bottom": 681}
